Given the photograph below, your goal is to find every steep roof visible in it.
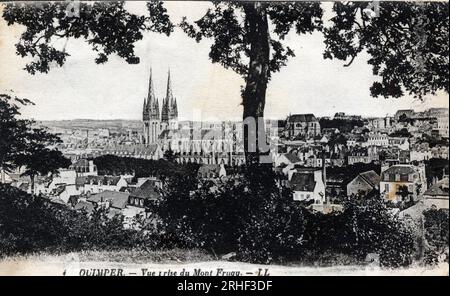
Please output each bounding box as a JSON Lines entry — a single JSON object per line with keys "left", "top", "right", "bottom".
{"left": 288, "top": 114, "right": 317, "bottom": 123}
{"left": 382, "top": 165, "right": 416, "bottom": 176}
{"left": 74, "top": 201, "right": 94, "bottom": 213}
{"left": 290, "top": 172, "right": 316, "bottom": 192}
{"left": 130, "top": 180, "right": 159, "bottom": 200}
{"left": 283, "top": 153, "right": 301, "bottom": 164}
{"left": 359, "top": 170, "right": 381, "bottom": 188}
{"left": 87, "top": 191, "right": 130, "bottom": 209}
{"left": 85, "top": 175, "right": 121, "bottom": 186}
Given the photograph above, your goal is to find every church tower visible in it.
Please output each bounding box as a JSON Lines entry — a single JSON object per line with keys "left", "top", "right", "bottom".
{"left": 142, "top": 68, "right": 160, "bottom": 145}
{"left": 161, "top": 69, "right": 178, "bottom": 131}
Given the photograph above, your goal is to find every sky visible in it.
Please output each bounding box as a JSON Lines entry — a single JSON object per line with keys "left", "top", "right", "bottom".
{"left": 0, "top": 1, "right": 448, "bottom": 122}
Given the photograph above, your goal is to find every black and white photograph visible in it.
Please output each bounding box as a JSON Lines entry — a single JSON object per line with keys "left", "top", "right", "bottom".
{"left": 0, "top": 0, "right": 448, "bottom": 279}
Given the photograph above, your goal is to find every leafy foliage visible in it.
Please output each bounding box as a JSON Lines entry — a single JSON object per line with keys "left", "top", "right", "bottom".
{"left": 327, "top": 162, "right": 381, "bottom": 186}
{"left": 2, "top": 1, "right": 173, "bottom": 73}
{"left": 93, "top": 154, "right": 199, "bottom": 180}
{"left": 0, "top": 94, "right": 34, "bottom": 173}
{"left": 423, "top": 208, "right": 449, "bottom": 265}
{"left": 180, "top": 1, "right": 322, "bottom": 78}
{"left": 0, "top": 94, "right": 70, "bottom": 188}
{"left": 319, "top": 117, "right": 365, "bottom": 134}
{"left": 0, "top": 184, "right": 151, "bottom": 256}
{"left": 389, "top": 128, "right": 412, "bottom": 138}
{"left": 153, "top": 164, "right": 414, "bottom": 267}
{"left": 423, "top": 158, "right": 449, "bottom": 185}
{"left": 324, "top": 1, "right": 449, "bottom": 99}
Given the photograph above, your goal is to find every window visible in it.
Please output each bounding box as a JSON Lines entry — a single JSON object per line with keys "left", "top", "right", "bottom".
{"left": 395, "top": 174, "right": 400, "bottom": 181}
{"left": 384, "top": 184, "right": 389, "bottom": 192}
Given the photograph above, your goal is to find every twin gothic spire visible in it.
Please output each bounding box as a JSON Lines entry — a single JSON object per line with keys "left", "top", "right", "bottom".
{"left": 143, "top": 67, "right": 178, "bottom": 122}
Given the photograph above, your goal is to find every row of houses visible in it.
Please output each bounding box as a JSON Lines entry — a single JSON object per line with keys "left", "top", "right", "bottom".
{"left": 274, "top": 150, "right": 448, "bottom": 210}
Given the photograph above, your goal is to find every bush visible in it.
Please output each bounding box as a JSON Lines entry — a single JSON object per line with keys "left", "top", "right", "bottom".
{"left": 0, "top": 184, "right": 152, "bottom": 257}
{"left": 423, "top": 208, "right": 449, "bottom": 265}
{"left": 153, "top": 165, "right": 416, "bottom": 267}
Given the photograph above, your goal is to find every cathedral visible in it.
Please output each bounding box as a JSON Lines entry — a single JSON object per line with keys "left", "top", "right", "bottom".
{"left": 142, "top": 69, "right": 178, "bottom": 145}
{"left": 140, "top": 67, "right": 246, "bottom": 166}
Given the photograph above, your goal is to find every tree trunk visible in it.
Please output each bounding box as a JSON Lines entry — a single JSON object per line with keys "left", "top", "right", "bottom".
{"left": 30, "top": 174, "right": 35, "bottom": 195}
{"left": 0, "top": 167, "right": 5, "bottom": 184}
{"left": 242, "top": 2, "right": 270, "bottom": 166}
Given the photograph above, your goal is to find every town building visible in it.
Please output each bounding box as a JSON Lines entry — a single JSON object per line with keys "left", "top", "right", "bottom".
{"left": 69, "top": 159, "right": 98, "bottom": 176}
{"left": 379, "top": 164, "right": 427, "bottom": 203}
{"left": 347, "top": 170, "right": 381, "bottom": 197}
{"left": 289, "top": 167, "right": 326, "bottom": 204}
{"left": 285, "top": 114, "right": 321, "bottom": 139}
{"left": 142, "top": 69, "right": 178, "bottom": 145}
{"left": 423, "top": 176, "right": 449, "bottom": 209}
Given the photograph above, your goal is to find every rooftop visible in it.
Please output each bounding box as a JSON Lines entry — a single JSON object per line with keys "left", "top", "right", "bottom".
{"left": 88, "top": 190, "right": 130, "bottom": 209}
{"left": 288, "top": 114, "right": 317, "bottom": 123}
{"left": 290, "top": 172, "right": 316, "bottom": 192}
{"left": 130, "top": 180, "right": 160, "bottom": 200}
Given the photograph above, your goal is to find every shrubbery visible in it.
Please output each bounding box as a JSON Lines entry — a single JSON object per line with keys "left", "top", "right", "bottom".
{"left": 0, "top": 184, "right": 151, "bottom": 257}
{"left": 0, "top": 163, "right": 424, "bottom": 267}
{"left": 152, "top": 165, "right": 417, "bottom": 267}
{"left": 423, "top": 208, "right": 449, "bottom": 265}
{"left": 93, "top": 154, "right": 198, "bottom": 179}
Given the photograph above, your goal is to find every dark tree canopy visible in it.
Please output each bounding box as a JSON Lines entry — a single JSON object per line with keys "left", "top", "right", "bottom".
{"left": 0, "top": 94, "right": 32, "bottom": 172}
{"left": 2, "top": 1, "right": 173, "bottom": 74}
{"left": 180, "top": 1, "right": 323, "bottom": 78}
{"left": 324, "top": 1, "right": 449, "bottom": 99}
{"left": 0, "top": 93, "right": 70, "bottom": 191}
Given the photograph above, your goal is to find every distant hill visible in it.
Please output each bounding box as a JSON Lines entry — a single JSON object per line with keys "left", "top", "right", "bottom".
{"left": 37, "top": 119, "right": 142, "bottom": 131}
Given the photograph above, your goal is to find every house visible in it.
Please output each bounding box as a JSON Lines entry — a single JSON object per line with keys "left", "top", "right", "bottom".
{"left": 78, "top": 175, "right": 130, "bottom": 194}
{"left": 87, "top": 190, "right": 130, "bottom": 218}
{"left": 388, "top": 137, "right": 410, "bottom": 150}
{"left": 274, "top": 153, "right": 301, "bottom": 167}
{"left": 347, "top": 147, "right": 374, "bottom": 165}
{"left": 423, "top": 176, "right": 449, "bottom": 209}
{"left": 367, "top": 132, "right": 389, "bottom": 147}
{"left": 69, "top": 159, "right": 98, "bottom": 176}
{"left": 303, "top": 155, "right": 322, "bottom": 168}
{"left": 410, "top": 146, "right": 432, "bottom": 161}
{"left": 347, "top": 170, "right": 381, "bottom": 197}
{"left": 289, "top": 168, "right": 326, "bottom": 204}
{"left": 285, "top": 114, "right": 321, "bottom": 139}
{"left": 431, "top": 145, "right": 449, "bottom": 159}
{"left": 128, "top": 179, "right": 160, "bottom": 210}
{"left": 379, "top": 164, "right": 427, "bottom": 203}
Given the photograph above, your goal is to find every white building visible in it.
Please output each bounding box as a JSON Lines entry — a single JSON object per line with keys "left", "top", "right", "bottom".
{"left": 290, "top": 168, "right": 326, "bottom": 204}
{"left": 367, "top": 133, "right": 389, "bottom": 147}
{"left": 379, "top": 164, "right": 427, "bottom": 203}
